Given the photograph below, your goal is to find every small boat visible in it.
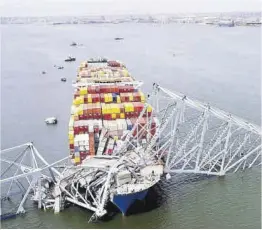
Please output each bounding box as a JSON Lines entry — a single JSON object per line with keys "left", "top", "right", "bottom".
{"left": 58, "top": 66, "right": 64, "bottom": 69}
{"left": 70, "top": 42, "right": 77, "bottom": 46}
{"left": 65, "top": 56, "right": 76, "bottom": 62}
{"left": 114, "top": 37, "right": 124, "bottom": 40}
{"left": 42, "top": 71, "right": 46, "bottom": 74}
{"left": 45, "top": 117, "right": 58, "bottom": 125}
{"left": 61, "top": 77, "right": 67, "bottom": 82}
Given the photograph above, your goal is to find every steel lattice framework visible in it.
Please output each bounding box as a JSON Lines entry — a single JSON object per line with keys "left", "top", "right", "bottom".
{"left": 142, "top": 84, "right": 261, "bottom": 177}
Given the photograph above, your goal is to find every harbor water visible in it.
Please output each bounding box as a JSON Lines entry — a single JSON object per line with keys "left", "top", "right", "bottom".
{"left": 1, "top": 22, "right": 261, "bottom": 228}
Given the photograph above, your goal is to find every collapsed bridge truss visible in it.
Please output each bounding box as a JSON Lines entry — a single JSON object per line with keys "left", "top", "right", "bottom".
{"left": 1, "top": 84, "right": 261, "bottom": 219}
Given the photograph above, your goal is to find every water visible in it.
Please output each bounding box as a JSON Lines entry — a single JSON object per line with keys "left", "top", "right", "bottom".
{"left": 1, "top": 23, "right": 261, "bottom": 228}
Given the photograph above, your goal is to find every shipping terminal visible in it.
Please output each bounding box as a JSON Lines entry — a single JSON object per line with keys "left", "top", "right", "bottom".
{"left": 0, "top": 58, "right": 261, "bottom": 222}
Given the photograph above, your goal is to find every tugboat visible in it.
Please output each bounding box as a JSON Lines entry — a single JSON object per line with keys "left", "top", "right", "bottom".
{"left": 64, "top": 56, "right": 76, "bottom": 62}
{"left": 45, "top": 117, "right": 58, "bottom": 124}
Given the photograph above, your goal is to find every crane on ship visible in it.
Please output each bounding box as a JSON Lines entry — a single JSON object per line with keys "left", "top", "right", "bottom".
{"left": 1, "top": 84, "right": 261, "bottom": 221}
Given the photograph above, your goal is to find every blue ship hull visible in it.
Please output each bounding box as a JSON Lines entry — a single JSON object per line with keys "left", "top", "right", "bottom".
{"left": 112, "top": 189, "right": 148, "bottom": 215}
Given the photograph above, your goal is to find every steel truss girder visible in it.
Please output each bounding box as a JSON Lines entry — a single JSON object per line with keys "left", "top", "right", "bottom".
{"left": 142, "top": 85, "right": 262, "bottom": 176}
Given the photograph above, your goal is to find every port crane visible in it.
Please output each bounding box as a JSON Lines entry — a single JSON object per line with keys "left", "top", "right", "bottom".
{"left": 1, "top": 84, "right": 261, "bottom": 221}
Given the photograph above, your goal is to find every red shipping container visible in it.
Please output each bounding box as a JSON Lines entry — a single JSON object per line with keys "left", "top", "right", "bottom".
{"left": 111, "top": 86, "right": 116, "bottom": 93}
{"left": 96, "top": 113, "right": 102, "bottom": 119}
{"left": 80, "top": 155, "right": 87, "bottom": 161}
{"left": 100, "top": 93, "right": 105, "bottom": 103}
{"left": 133, "top": 111, "right": 139, "bottom": 117}
{"left": 69, "top": 144, "right": 74, "bottom": 149}
{"left": 119, "top": 86, "right": 124, "bottom": 93}
{"left": 92, "top": 86, "right": 97, "bottom": 94}
{"left": 74, "top": 125, "right": 79, "bottom": 134}
{"left": 108, "top": 60, "right": 121, "bottom": 67}
{"left": 95, "top": 86, "right": 100, "bottom": 93}
{"left": 142, "top": 112, "right": 152, "bottom": 118}
{"left": 103, "top": 114, "right": 111, "bottom": 120}
{"left": 100, "top": 85, "right": 106, "bottom": 93}
{"left": 79, "top": 126, "right": 84, "bottom": 133}
{"left": 87, "top": 113, "right": 93, "bottom": 119}
{"left": 82, "top": 125, "right": 88, "bottom": 133}
{"left": 105, "top": 85, "right": 110, "bottom": 93}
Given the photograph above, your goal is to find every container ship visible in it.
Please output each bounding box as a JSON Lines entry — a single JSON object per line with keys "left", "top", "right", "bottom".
{"left": 68, "top": 58, "right": 163, "bottom": 216}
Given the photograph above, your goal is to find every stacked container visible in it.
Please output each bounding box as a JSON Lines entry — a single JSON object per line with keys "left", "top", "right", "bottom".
{"left": 69, "top": 60, "right": 157, "bottom": 165}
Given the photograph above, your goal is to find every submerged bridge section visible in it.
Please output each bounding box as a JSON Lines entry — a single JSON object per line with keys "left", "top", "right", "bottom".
{"left": 1, "top": 84, "right": 261, "bottom": 220}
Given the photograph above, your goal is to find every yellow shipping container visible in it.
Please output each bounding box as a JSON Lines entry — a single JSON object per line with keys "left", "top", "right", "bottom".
{"left": 123, "top": 69, "right": 129, "bottom": 77}
{"left": 73, "top": 99, "right": 78, "bottom": 105}
{"left": 147, "top": 105, "right": 152, "bottom": 112}
{"left": 117, "top": 95, "right": 121, "bottom": 103}
{"left": 112, "top": 114, "right": 116, "bottom": 119}
{"left": 80, "top": 87, "right": 88, "bottom": 95}
{"left": 124, "top": 103, "right": 129, "bottom": 112}
{"left": 104, "top": 94, "right": 109, "bottom": 103}
{"left": 114, "top": 136, "right": 118, "bottom": 141}
{"left": 68, "top": 131, "right": 74, "bottom": 140}
{"left": 69, "top": 139, "right": 74, "bottom": 145}
{"left": 120, "top": 113, "right": 125, "bottom": 119}
{"left": 74, "top": 96, "right": 84, "bottom": 105}
{"left": 124, "top": 103, "right": 134, "bottom": 112}
{"left": 140, "top": 92, "right": 145, "bottom": 102}
{"left": 129, "top": 93, "right": 134, "bottom": 102}
{"left": 107, "top": 104, "right": 112, "bottom": 114}
{"left": 74, "top": 157, "right": 80, "bottom": 163}
{"left": 88, "top": 94, "right": 92, "bottom": 103}
{"left": 101, "top": 104, "right": 107, "bottom": 114}
{"left": 108, "top": 93, "right": 113, "bottom": 103}
{"left": 130, "top": 103, "right": 134, "bottom": 112}
{"left": 111, "top": 104, "right": 120, "bottom": 114}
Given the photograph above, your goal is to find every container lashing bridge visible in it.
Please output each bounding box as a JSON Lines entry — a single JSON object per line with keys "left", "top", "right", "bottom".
{"left": 1, "top": 84, "right": 261, "bottom": 221}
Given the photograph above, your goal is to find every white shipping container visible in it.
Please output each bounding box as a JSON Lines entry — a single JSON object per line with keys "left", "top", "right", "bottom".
{"left": 71, "top": 105, "right": 76, "bottom": 115}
